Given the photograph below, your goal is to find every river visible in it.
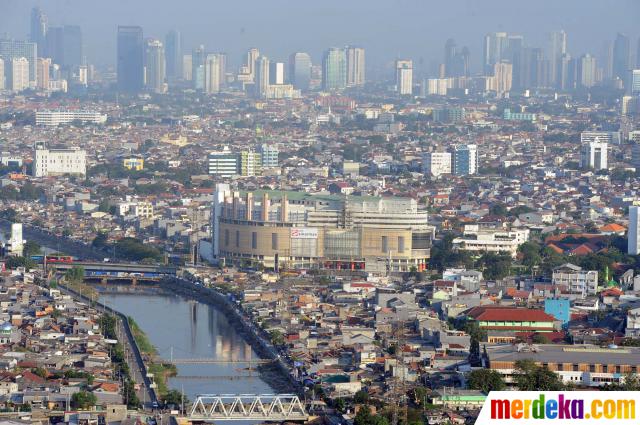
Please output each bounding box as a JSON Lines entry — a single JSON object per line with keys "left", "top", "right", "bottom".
{"left": 99, "top": 292, "right": 275, "bottom": 401}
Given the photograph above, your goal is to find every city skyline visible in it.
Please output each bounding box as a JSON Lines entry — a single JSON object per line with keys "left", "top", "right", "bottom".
{"left": 1, "top": 0, "right": 639, "bottom": 71}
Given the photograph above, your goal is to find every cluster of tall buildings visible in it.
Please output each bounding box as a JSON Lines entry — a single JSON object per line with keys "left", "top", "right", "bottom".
{"left": 207, "top": 145, "right": 279, "bottom": 177}
{"left": 422, "top": 144, "right": 479, "bottom": 177}
{"left": 0, "top": 7, "right": 86, "bottom": 93}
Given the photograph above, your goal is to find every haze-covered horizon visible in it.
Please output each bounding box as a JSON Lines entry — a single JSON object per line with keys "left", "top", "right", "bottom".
{"left": 2, "top": 0, "right": 639, "bottom": 73}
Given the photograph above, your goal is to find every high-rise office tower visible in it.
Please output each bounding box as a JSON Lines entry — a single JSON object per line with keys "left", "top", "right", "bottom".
{"left": 558, "top": 53, "right": 575, "bottom": 91}
{"left": 0, "top": 58, "right": 4, "bottom": 90}
{"left": 549, "top": 30, "right": 567, "bottom": 87}
{"left": 577, "top": 54, "right": 597, "bottom": 88}
{"left": 632, "top": 69, "right": 640, "bottom": 95}
{"left": 145, "top": 39, "right": 165, "bottom": 93}
{"left": 192, "top": 45, "right": 206, "bottom": 90}
{"left": 269, "top": 62, "right": 285, "bottom": 85}
{"left": 0, "top": 39, "right": 37, "bottom": 82}
{"left": 483, "top": 32, "right": 509, "bottom": 74}
{"left": 182, "top": 55, "right": 192, "bottom": 81}
{"left": 46, "top": 25, "right": 82, "bottom": 69}
{"left": 255, "top": 55, "right": 270, "bottom": 98}
{"left": 245, "top": 48, "right": 260, "bottom": 81}
{"left": 613, "top": 33, "right": 630, "bottom": 82}
{"left": 30, "top": 7, "right": 47, "bottom": 57}
{"left": 46, "top": 27, "right": 63, "bottom": 65}
{"left": 165, "top": 30, "right": 181, "bottom": 80}
{"left": 322, "top": 47, "right": 347, "bottom": 90}
{"left": 216, "top": 53, "right": 227, "bottom": 87}
{"left": 395, "top": 59, "right": 413, "bottom": 95}
{"left": 628, "top": 206, "right": 640, "bottom": 255}
{"left": 449, "top": 144, "right": 478, "bottom": 176}
{"left": 117, "top": 26, "right": 144, "bottom": 93}
{"left": 8, "top": 57, "right": 30, "bottom": 92}
{"left": 444, "top": 38, "right": 457, "bottom": 76}
{"left": 346, "top": 46, "right": 365, "bottom": 86}
{"left": 580, "top": 141, "right": 608, "bottom": 170}
{"left": 637, "top": 37, "right": 640, "bottom": 68}
{"left": 493, "top": 61, "right": 513, "bottom": 95}
{"left": 289, "top": 52, "right": 311, "bottom": 90}
{"left": 205, "top": 53, "right": 221, "bottom": 94}
{"left": 36, "top": 57, "right": 50, "bottom": 90}
{"left": 459, "top": 46, "right": 470, "bottom": 77}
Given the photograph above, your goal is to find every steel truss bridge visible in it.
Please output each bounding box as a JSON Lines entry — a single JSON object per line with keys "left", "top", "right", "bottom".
{"left": 188, "top": 394, "right": 308, "bottom": 421}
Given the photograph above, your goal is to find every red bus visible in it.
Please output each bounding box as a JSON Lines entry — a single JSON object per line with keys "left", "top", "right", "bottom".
{"left": 45, "top": 255, "right": 74, "bottom": 263}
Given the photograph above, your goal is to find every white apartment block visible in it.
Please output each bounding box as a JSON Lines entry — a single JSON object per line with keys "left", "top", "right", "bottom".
{"left": 33, "top": 145, "right": 86, "bottom": 177}
{"left": 35, "top": 110, "right": 107, "bottom": 126}
{"left": 552, "top": 263, "right": 598, "bottom": 296}
{"left": 422, "top": 152, "right": 452, "bottom": 177}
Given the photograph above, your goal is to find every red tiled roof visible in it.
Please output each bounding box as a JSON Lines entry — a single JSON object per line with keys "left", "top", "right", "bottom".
{"left": 467, "top": 306, "right": 555, "bottom": 322}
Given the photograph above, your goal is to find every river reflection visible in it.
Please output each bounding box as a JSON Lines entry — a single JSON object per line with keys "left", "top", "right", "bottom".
{"left": 99, "top": 292, "right": 274, "bottom": 400}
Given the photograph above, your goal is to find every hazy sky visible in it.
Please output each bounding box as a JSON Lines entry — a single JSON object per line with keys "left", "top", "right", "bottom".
{"left": 1, "top": 0, "right": 639, "bottom": 72}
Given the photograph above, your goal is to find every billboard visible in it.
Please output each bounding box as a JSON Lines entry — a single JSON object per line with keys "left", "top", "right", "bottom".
{"left": 291, "top": 227, "right": 318, "bottom": 239}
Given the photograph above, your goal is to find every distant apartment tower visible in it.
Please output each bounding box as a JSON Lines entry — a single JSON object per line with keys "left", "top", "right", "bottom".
{"left": 289, "top": 52, "right": 311, "bottom": 91}
{"left": 145, "top": 39, "right": 166, "bottom": 93}
{"left": 164, "top": 30, "right": 182, "bottom": 80}
{"left": 268, "top": 62, "right": 285, "bottom": 85}
{"left": 577, "top": 54, "right": 597, "bottom": 88}
{"left": 7, "top": 57, "right": 30, "bottom": 92}
{"left": 629, "top": 206, "right": 640, "bottom": 255}
{"left": 259, "top": 144, "right": 279, "bottom": 168}
{"left": 255, "top": 55, "right": 270, "bottom": 98}
{"left": 322, "top": 47, "right": 347, "bottom": 90}
{"left": 205, "top": 54, "right": 222, "bottom": 94}
{"left": 549, "top": 30, "right": 567, "bottom": 87}
{"left": 580, "top": 141, "right": 608, "bottom": 170}
{"left": 36, "top": 58, "right": 50, "bottom": 90}
{"left": 449, "top": 144, "right": 478, "bottom": 176}
{"left": 208, "top": 148, "right": 238, "bottom": 177}
{"left": 422, "top": 152, "right": 452, "bottom": 177}
{"left": 192, "top": 45, "right": 206, "bottom": 90}
{"left": 493, "top": 61, "right": 513, "bottom": 95}
{"left": 395, "top": 59, "right": 413, "bottom": 95}
{"left": 117, "top": 26, "right": 144, "bottom": 93}
{"left": 613, "top": 33, "right": 630, "bottom": 82}
{"left": 240, "top": 151, "right": 262, "bottom": 176}
{"left": 346, "top": 46, "right": 365, "bottom": 87}
{"left": 483, "top": 32, "right": 510, "bottom": 74}
{"left": 33, "top": 142, "right": 86, "bottom": 177}
{"left": 182, "top": 54, "right": 192, "bottom": 81}
{"left": 0, "top": 39, "right": 37, "bottom": 82}
{"left": 0, "top": 58, "right": 4, "bottom": 90}
{"left": 632, "top": 69, "right": 640, "bottom": 95}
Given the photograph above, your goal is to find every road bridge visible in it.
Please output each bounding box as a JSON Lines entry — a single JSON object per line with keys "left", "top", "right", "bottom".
{"left": 51, "top": 262, "right": 177, "bottom": 282}
{"left": 188, "top": 394, "right": 308, "bottom": 421}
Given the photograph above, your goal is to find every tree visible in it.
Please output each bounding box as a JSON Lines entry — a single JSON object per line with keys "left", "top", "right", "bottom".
{"left": 23, "top": 240, "right": 41, "bottom": 258}
{"left": 269, "top": 330, "right": 285, "bottom": 346}
{"left": 467, "top": 369, "right": 505, "bottom": 393}
{"left": 162, "top": 389, "right": 187, "bottom": 407}
{"left": 5, "top": 256, "right": 36, "bottom": 270}
{"left": 489, "top": 203, "right": 508, "bottom": 216}
{"left": 354, "top": 405, "right": 390, "bottom": 425}
{"left": 354, "top": 390, "right": 369, "bottom": 404}
{"left": 65, "top": 266, "right": 85, "bottom": 284}
{"left": 514, "top": 359, "right": 564, "bottom": 391}
{"left": 71, "top": 391, "right": 97, "bottom": 409}
{"left": 92, "top": 232, "right": 108, "bottom": 249}
{"left": 476, "top": 252, "right": 512, "bottom": 280}
{"left": 519, "top": 242, "right": 541, "bottom": 271}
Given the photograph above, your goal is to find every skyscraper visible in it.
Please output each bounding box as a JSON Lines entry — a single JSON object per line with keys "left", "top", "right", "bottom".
{"left": 205, "top": 53, "right": 222, "bottom": 94}
{"left": 483, "top": 32, "right": 509, "bottom": 74}
{"left": 269, "top": 62, "right": 285, "bottom": 85}
{"left": 549, "top": 30, "right": 567, "bottom": 87}
{"left": 493, "top": 61, "right": 513, "bottom": 95}
{"left": 62, "top": 25, "right": 82, "bottom": 68}
{"left": 145, "top": 39, "right": 165, "bottom": 93}
{"left": 395, "top": 59, "right": 413, "bottom": 95}
{"left": 577, "top": 54, "right": 597, "bottom": 88}
{"left": 289, "top": 52, "right": 311, "bottom": 91}
{"left": 8, "top": 57, "right": 30, "bottom": 92}
{"left": 346, "top": 46, "right": 365, "bottom": 87}
{"left": 322, "top": 47, "right": 347, "bottom": 91}
{"left": 613, "top": 33, "right": 630, "bottom": 82}
{"left": 192, "top": 45, "right": 206, "bottom": 90}
{"left": 36, "top": 57, "right": 50, "bottom": 90}
{"left": 182, "top": 54, "right": 192, "bottom": 81}
{"left": 0, "top": 39, "right": 37, "bottom": 82}
{"left": 255, "top": 55, "right": 270, "bottom": 98}
{"left": 245, "top": 48, "right": 260, "bottom": 81}
{"left": 30, "top": 7, "right": 47, "bottom": 57}
{"left": 637, "top": 37, "right": 640, "bottom": 68}
{"left": 165, "top": 30, "right": 181, "bottom": 80}
{"left": 632, "top": 69, "right": 640, "bottom": 95}
{"left": 580, "top": 141, "right": 608, "bottom": 170}
{"left": 117, "top": 26, "right": 144, "bottom": 93}
{"left": 0, "top": 58, "right": 4, "bottom": 90}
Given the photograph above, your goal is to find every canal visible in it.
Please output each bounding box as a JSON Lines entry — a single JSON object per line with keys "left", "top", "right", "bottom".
{"left": 99, "top": 292, "right": 275, "bottom": 401}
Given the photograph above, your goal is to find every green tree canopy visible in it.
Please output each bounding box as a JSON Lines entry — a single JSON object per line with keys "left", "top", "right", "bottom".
{"left": 467, "top": 369, "right": 506, "bottom": 393}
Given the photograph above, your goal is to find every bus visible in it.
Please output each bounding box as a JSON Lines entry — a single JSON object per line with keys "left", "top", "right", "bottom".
{"left": 45, "top": 255, "right": 74, "bottom": 263}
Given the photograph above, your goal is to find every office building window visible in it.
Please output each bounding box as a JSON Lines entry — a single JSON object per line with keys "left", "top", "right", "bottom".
{"left": 398, "top": 236, "right": 405, "bottom": 253}
{"left": 272, "top": 233, "right": 278, "bottom": 250}
{"left": 381, "top": 236, "right": 388, "bottom": 253}
{"left": 252, "top": 232, "right": 257, "bottom": 249}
